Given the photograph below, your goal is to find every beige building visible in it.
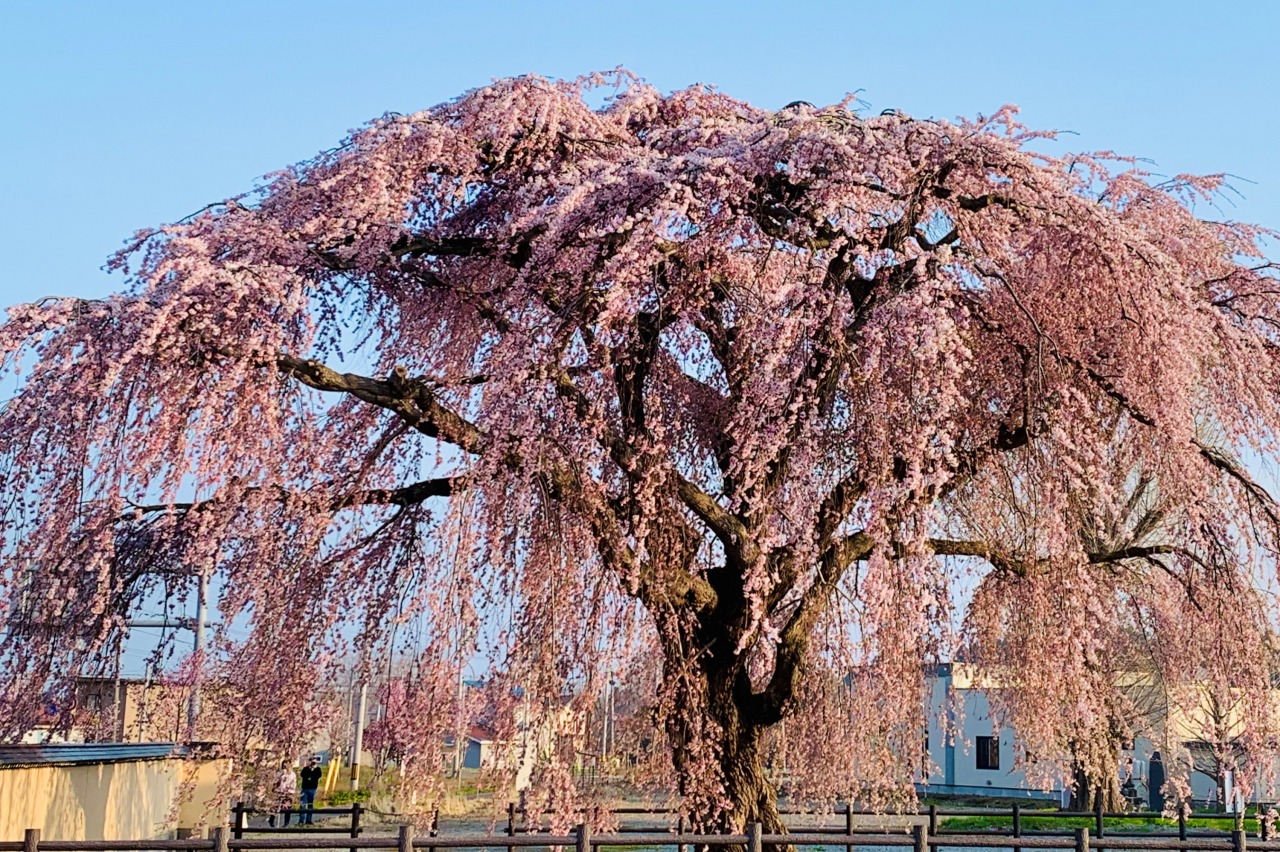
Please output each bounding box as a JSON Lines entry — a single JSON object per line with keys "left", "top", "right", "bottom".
{"left": 19, "top": 678, "right": 222, "bottom": 745}
{"left": 0, "top": 743, "right": 230, "bottom": 841}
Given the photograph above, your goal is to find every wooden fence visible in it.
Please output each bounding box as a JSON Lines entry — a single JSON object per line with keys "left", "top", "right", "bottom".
{"left": 0, "top": 823, "right": 1276, "bottom": 852}
{"left": 509, "top": 800, "right": 1272, "bottom": 842}
{"left": 229, "top": 802, "right": 365, "bottom": 840}
{"left": 5, "top": 796, "right": 1273, "bottom": 852}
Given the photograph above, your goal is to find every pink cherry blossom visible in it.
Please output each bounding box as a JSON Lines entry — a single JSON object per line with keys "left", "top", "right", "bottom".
{"left": 0, "top": 73, "right": 1277, "bottom": 833}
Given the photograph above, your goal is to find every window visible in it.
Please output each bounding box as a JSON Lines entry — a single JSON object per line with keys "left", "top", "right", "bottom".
{"left": 976, "top": 735, "right": 1000, "bottom": 770}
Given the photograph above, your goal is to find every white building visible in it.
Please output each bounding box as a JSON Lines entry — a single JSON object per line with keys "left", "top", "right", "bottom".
{"left": 921, "top": 663, "right": 1280, "bottom": 808}
{"left": 922, "top": 663, "right": 1066, "bottom": 801}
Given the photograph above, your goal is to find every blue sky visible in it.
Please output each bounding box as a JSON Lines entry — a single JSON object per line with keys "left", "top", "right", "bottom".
{"left": 2, "top": 2, "right": 1278, "bottom": 674}
{"left": 2, "top": 0, "right": 1278, "bottom": 307}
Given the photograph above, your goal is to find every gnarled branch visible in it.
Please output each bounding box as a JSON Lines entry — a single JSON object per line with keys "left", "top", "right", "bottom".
{"left": 277, "top": 354, "right": 484, "bottom": 454}
{"left": 124, "top": 475, "right": 456, "bottom": 520}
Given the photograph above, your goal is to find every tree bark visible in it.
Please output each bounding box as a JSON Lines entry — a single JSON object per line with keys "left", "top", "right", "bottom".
{"left": 712, "top": 699, "right": 786, "bottom": 835}
{"left": 661, "top": 631, "right": 791, "bottom": 852}
{"left": 644, "top": 514, "right": 796, "bottom": 851}
{"left": 1069, "top": 759, "right": 1123, "bottom": 812}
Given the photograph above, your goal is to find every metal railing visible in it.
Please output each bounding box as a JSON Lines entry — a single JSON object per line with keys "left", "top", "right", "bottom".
{"left": 2, "top": 824, "right": 1276, "bottom": 852}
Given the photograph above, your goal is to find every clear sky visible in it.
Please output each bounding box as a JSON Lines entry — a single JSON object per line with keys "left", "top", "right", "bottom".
{"left": 2, "top": 0, "right": 1278, "bottom": 308}
{"left": 1, "top": 2, "right": 1278, "bottom": 675}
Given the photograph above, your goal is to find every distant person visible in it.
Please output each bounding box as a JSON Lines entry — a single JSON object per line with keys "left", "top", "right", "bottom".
{"left": 267, "top": 762, "right": 297, "bottom": 827}
{"left": 299, "top": 756, "right": 323, "bottom": 825}
{"left": 1120, "top": 757, "right": 1137, "bottom": 808}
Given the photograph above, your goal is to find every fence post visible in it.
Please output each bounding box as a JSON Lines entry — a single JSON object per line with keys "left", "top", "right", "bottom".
{"left": 1234, "top": 827, "right": 1247, "bottom": 852}
{"left": 232, "top": 802, "right": 246, "bottom": 841}
{"left": 507, "top": 801, "right": 516, "bottom": 852}
{"left": 913, "top": 823, "right": 927, "bottom": 852}
{"left": 1179, "top": 806, "right": 1187, "bottom": 841}
{"left": 212, "top": 827, "right": 229, "bottom": 852}
{"left": 1074, "top": 827, "right": 1090, "bottom": 852}
{"left": 845, "top": 802, "right": 854, "bottom": 852}
{"left": 928, "top": 803, "right": 938, "bottom": 837}
{"left": 1095, "top": 795, "right": 1104, "bottom": 838}
{"left": 677, "top": 814, "right": 687, "bottom": 852}
{"left": 398, "top": 823, "right": 414, "bottom": 852}
{"left": 577, "top": 822, "right": 592, "bottom": 852}
{"left": 1263, "top": 810, "right": 1270, "bottom": 842}
{"left": 349, "top": 801, "right": 363, "bottom": 852}
{"left": 1013, "top": 801, "right": 1022, "bottom": 852}
{"left": 22, "top": 828, "right": 39, "bottom": 852}
{"left": 748, "top": 821, "right": 762, "bottom": 852}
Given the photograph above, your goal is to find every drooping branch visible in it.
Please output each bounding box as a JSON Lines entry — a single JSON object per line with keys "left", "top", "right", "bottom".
{"left": 755, "top": 531, "right": 1183, "bottom": 725}
{"left": 1195, "top": 439, "right": 1280, "bottom": 530}
{"left": 674, "top": 477, "right": 749, "bottom": 554}
{"left": 348, "top": 477, "right": 456, "bottom": 507}
{"left": 534, "top": 449, "right": 718, "bottom": 614}
{"left": 927, "top": 538, "right": 1179, "bottom": 575}
{"left": 312, "top": 233, "right": 495, "bottom": 271}
{"left": 551, "top": 364, "right": 748, "bottom": 553}
{"left": 392, "top": 233, "right": 494, "bottom": 259}
{"left": 753, "top": 531, "right": 874, "bottom": 724}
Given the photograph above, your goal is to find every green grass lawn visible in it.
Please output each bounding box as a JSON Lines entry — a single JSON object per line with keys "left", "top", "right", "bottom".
{"left": 322, "top": 788, "right": 371, "bottom": 806}
{"left": 941, "top": 815, "right": 1251, "bottom": 833}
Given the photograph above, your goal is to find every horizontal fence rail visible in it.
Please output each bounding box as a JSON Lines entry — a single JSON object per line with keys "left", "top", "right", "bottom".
{"left": 510, "top": 802, "right": 1266, "bottom": 844}
{"left": 10, "top": 795, "right": 1275, "bottom": 852}
{"left": 7, "top": 824, "right": 1279, "bottom": 852}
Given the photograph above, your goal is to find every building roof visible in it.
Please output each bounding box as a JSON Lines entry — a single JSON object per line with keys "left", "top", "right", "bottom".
{"left": 0, "top": 742, "right": 185, "bottom": 768}
{"left": 443, "top": 726, "right": 498, "bottom": 745}
{"left": 75, "top": 676, "right": 155, "bottom": 687}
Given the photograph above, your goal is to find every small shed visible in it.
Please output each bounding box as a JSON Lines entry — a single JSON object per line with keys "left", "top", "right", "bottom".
{"left": 444, "top": 726, "right": 500, "bottom": 770}
{"left": 0, "top": 742, "right": 229, "bottom": 841}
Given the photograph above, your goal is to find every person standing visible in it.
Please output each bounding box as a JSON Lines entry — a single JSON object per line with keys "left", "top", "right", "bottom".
{"left": 267, "top": 762, "right": 297, "bottom": 827}
{"left": 1120, "top": 756, "right": 1137, "bottom": 808}
{"left": 299, "top": 756, "right": 323, "bottom": 825}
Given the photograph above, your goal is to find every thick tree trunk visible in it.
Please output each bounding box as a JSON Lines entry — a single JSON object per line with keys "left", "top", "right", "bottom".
{"left": 664, "top": 646, "right": 790, "bottom": 852}
{"left": 1069, "top": 760, "right": 1123, "bottom": 812}
{"left": 716, "top": 709, "right": 786, "bottom": 835}
{"left": 647, "top": 536, "right": 794, "bottom": 851}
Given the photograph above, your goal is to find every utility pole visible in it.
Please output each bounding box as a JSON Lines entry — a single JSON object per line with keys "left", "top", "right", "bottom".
{"left": 349, "top": 681, "right": 367, "bottom": 791}
{"left": 186, "top": 571, "right": 209, "bottom": 740}
{"left": 115, "top": 587, "right": 216, "bottom": 743}
{"left": 111, "top": 640, "right": 124, "bottom": 741}
{"left": 453, "top": 654, "right": 465, "bottom": 785}
{"left": 600, "top": 675, "right": 615, "bottom": 759}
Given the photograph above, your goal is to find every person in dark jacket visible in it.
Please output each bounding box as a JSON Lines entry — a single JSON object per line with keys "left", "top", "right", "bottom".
{"left": 299, "top": 756, "right": 323, "bottom": 825}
